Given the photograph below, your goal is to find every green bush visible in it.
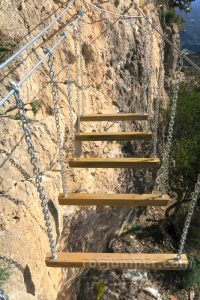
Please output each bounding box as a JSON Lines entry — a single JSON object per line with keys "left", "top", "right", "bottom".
{"left": 183, "top": 259, "right": 200, "bottom": 294}
{"left": 170, "top": 81, "right": 200, "bottom": 196}
{"left": 159, "top": 8, "right": 184, "bottom": 31}
{"left": 31, "top": 99, "right": 42, "bottom": 115}
{"left": 169, "top": 71, "right": 200, "bottom": 293}
{"left": 0, "top": 42, "right": 17, "bottom": 64}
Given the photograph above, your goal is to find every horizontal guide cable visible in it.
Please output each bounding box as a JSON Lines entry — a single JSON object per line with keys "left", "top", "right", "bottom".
{"left": 0, "top": 0, "right": 75, "bottom": 71}
{"left": 0, "top": 12, "right": 84, "bottom": 107}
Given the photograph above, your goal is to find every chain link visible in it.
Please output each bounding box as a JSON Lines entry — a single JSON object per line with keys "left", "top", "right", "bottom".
{"left": 0, "top": 256, "right": 24, "bottom": 273}
{"left": 62, "top": 35, "right": 75, "bottom": 156}
{"left": 177, "top": 173, "right": 200, "bottom": 258}
{"left": 10, "top": 83, "right": 56, "bottom": 258}
{"left": 152, "top": 37, "right": 165, "bottom": 158}
{"left": 141, "top": 19, "right": 148, "bottom": 107}
{"left": 0, "top": 149, "right": 31, "bottom": 180}
{"left": 0, "top": 288, "right": 8, "bottom": 300}
{"left": 73, "top": 27, "right": 81, "bottom": 132}
{"left": 146, "top": 19, "right": 154, "bottom": 117}
{"left": 160, "top": 53, "right": 184, "bottom": 195}
{"left": 141, "top": 18, "right": 154, "bottom": 117}
{"left": 77, "top": 19, "right": 86, "bottom": 116}
{"left": 45, "top": 49, "right": 68, "bottom": 196}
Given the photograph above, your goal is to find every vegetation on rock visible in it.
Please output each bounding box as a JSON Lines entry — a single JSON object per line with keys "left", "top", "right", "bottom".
{"left": 159, "top": 7, "right": 184, "bottom": 31}
{"left": 168, "top": 67, "right": 200, "bottom": 295}
{"left": 0, "top": 263, "right": 10, "bottom": 287}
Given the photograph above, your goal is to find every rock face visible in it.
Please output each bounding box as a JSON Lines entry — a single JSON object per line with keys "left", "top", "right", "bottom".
{"left": 0, "top": 0, "right": 176, "bottom": 299}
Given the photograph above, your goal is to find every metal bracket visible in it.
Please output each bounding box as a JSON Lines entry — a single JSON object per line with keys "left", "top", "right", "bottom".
{"left": 9, "top": 81, "right": 19, "bottom": 93}
{"left": 44, "top": 47, "right": 52, "bottom": 55}
{"left": 78, "top": 8, "right": 85, "bottom": 16}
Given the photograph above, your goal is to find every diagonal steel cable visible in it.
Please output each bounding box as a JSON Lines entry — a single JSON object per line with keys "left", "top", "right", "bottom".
{"left": 0, "top": 0, "right": 75, "bottom": 70}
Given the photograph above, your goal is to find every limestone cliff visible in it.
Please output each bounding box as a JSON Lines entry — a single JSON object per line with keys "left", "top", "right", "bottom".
{"left": 0, "top": 0, "right": 178, "bottom": 299}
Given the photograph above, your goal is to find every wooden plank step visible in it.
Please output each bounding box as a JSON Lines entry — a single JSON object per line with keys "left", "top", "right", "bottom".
{"left": 69, "top": 158, "right": 160, "bottom": 169}
{"left": 80, "top": 113, "right": 149, "bottom": 122}
{"left": 46, "top": 252, "right": 189, "bottom": 270}
{"left": 58, "top": 193, "right": 170, "bottom": 206}
{"left": 75, "top": 132, "right": 152, "bottom": 141}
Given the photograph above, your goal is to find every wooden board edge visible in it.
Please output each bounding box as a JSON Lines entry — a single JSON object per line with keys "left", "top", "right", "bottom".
{"left": 45, "top": 253, "right": 189, "bottom": 270}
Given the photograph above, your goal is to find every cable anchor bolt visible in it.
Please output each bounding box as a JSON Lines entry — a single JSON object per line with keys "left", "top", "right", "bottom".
{"left": 9, "top": 81, "right": 19, "bottom": 93}
{"left": 44, "top": 48, "right": 52, "bottom": 55}
{"left": 77, "top": 8, "right": 85, "bottom": 16}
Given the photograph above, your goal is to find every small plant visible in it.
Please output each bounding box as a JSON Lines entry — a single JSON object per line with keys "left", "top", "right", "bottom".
{"left": 114, "top": 0, "right": 120, "bottom": 7}
{"left": 96, "top": 280, "right": 105, "bottom": 300}
{"left": 129, "top": 224, "right": 142, "bottom": 231}
{"left": 1, "top": 114, "right": 32, "bottom": 123}
{"left": 182, "top": 259, "right": 200, "bottom": 294}
{"left": 159, "top": 8, "right": 184, "bottom": 31}
{"left": 0, "top": 45, "right": 11, "bottom": 53}
{"left": 0, "top": 42, "right": 18, "bottom": 64}
{"left": 7, "top": 114, "right": 20, "bottom": 120}
{"left": 0, "top": 264, "right": 10, "bottom": 287}
{"left": 121, "top": 235, "right": 132, "bottom": 246}
{"left": 126, "top": 223, "right": 142, "bottom": 235}
{"left": 30, "top": 99, "right": 42, "bottom": 115}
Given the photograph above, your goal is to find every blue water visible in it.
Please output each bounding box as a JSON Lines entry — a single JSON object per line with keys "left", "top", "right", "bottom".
{"left": 180, "top": 0, "right": 200, "bottom": 53}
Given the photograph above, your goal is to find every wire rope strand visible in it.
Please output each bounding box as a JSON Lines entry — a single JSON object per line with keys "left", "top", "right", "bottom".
{"left": 0, "top": 0, "right": 75, "bottom": 70}
{"left": 0, "top": 12, "right": 84, "bottom": 107}
{"left": 83, "top": 0, "right": 145, "bottom": 19}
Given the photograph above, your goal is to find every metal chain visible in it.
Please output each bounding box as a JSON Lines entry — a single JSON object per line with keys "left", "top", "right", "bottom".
{"left": 0, "top": 256, "right": 24, "bottom": 273}
{"left": 45, "top": 49, "right": 68, "bottom": 196}
{"left": 0, "top": 289, "right": 8, "bottom": 300}
{"left": 141, "top": 19, "right": 148, "bottom": 107}
{"left": 77, "top": 19, "right": 86, "bottom": 116}
{"left": 146, "top": 19, "right": 154, "bottom": 117}
{"left": 160, "top": 53, "right": 184, "bottom": 195}
{"left": 62, "top": 34, "right": 75, "bottom": 156}
{"left": 152, "top": 37, "right": 165, "bottom": 158}
{"left": 177, "top": 173, "right": 200, "bottom": 259}
{"left": 0, "top": 149, "right": 31, "bottom": 180}
{"left": 73, "top": 27, "right": 81, "bottom": 132}
{"left": 10, "top": 83, "right": 56, "bottom": 258}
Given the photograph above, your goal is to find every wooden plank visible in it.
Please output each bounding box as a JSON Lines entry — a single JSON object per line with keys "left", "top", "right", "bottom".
{"left": 75, "top": 132, "right": 152, "bottom": 141}
{"left": 80, "top": 113, "right": 149, "bottom": 122}
{"left": 69, "top": 158, "right": 160, "bottom": 169}
{"left": 58, "top": 193, "right": 170, "bottom": 206}
{"left": 46, "top": 252, "right": 189, "bottom": 270}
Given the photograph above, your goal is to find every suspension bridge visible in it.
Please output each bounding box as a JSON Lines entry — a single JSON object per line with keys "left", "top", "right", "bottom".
{"left": 1, "top": 0, "right": 200, "bottom": 272}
